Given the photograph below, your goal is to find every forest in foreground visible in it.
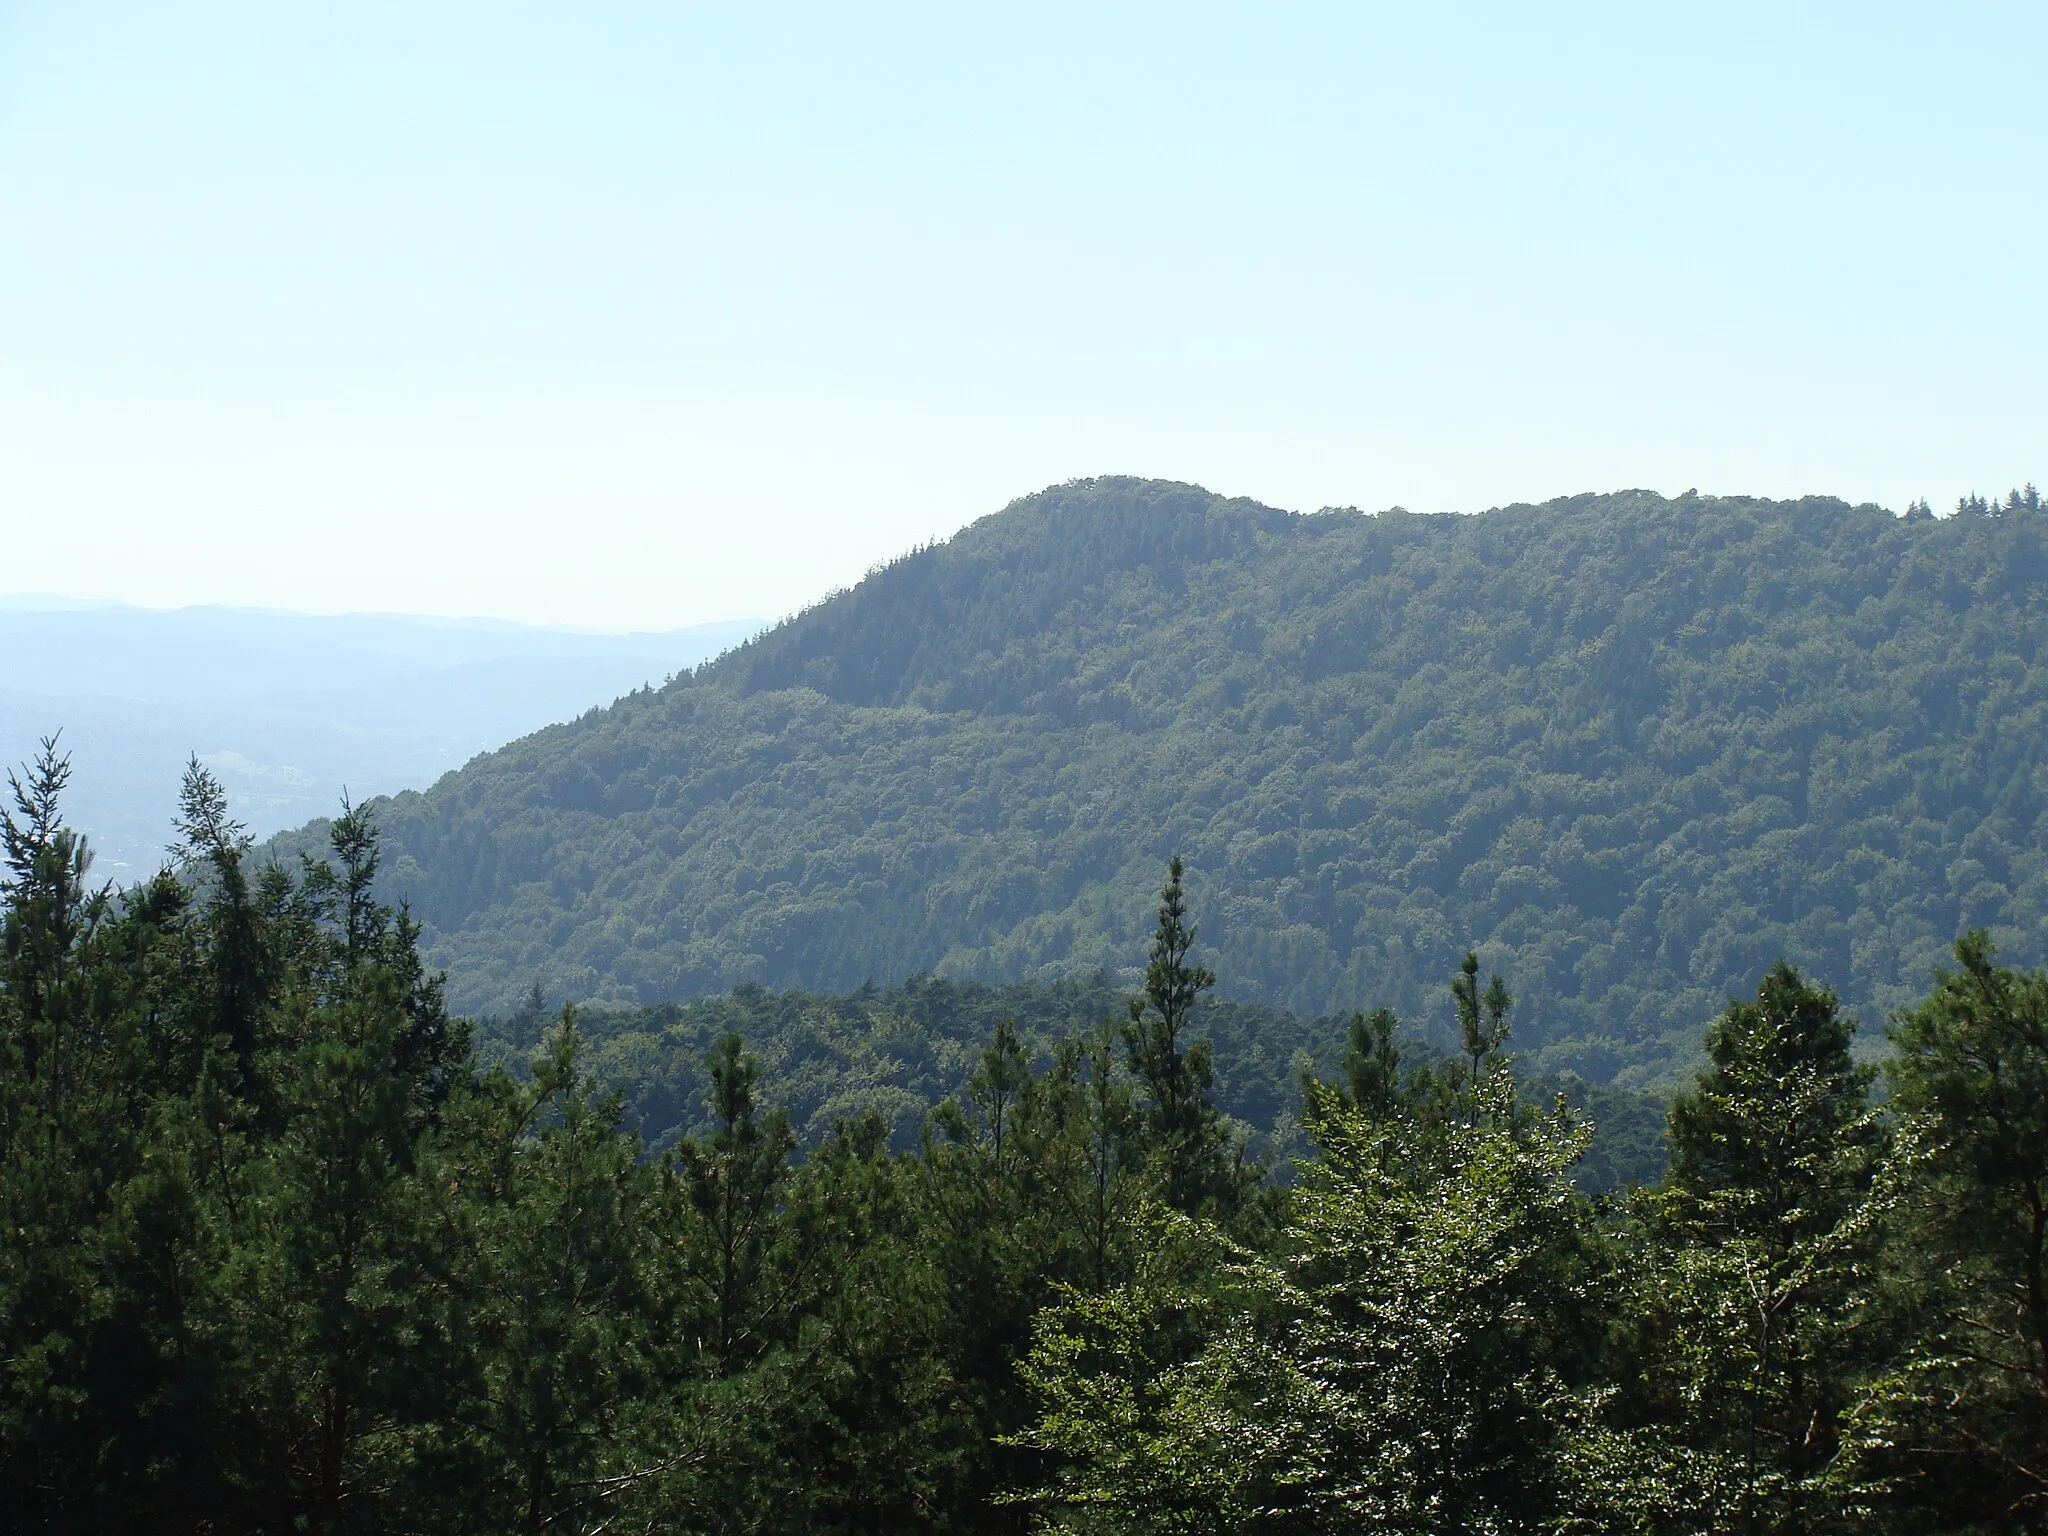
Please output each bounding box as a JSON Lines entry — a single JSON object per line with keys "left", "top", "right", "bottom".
{"left": 9, "top": 746, "right": 2048, "bottom": 1534}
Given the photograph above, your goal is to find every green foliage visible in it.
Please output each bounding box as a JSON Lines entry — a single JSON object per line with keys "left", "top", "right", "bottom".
{"left": 274, "top": 478, "right": 2048, "bottom": 1088}
{"left": 1586, "top": 964, "right": 1889, "bottom": 1534}
{"left": 474, "top": 972, "right": 1318, "bottom": 1159}
{"left": 1842, "top": 933, "right": 2048, "bottom": 1531}
{"left": 0, "top": 738, "right": 208, "bottom": 1524}
{"left": 1453, "top": 949, "right": 1514, "bottom": 1084}
{"left": 1122, "top": 856, "right": 1262, "bottom": 1223}
{"left": 0, "top": 752, "right": 1008, "bottom": 1532}
{"left": 420, "top": 1017, "right": 660, "bottom": 1534}
{"left": 674, "top": 1030, "right": 795, "bottom": 1374}
{"left": 1341, "top": 1004, "right": 1404, "bottom": 1118}
{"left": 1013, "top": 1077, "right": 1601, "bottom": 1533}
{"left": 28, "top": 743, "right": 2048, "bottom": 1534}
{"left": 466, "top": 970, "right": 1672, "bottom": 1197}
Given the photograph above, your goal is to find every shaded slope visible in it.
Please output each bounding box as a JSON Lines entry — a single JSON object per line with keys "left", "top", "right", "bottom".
{"left": 302, "top": 478, "right": 2048, "bottom": 1088}
{"left": 471, "top": 975, "right": 1671, "bottom": 1194}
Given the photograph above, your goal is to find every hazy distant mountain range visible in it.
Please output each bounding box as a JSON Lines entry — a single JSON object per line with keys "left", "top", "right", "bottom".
{"left": 0, "top": 599, "right": 758, "bottom": 876}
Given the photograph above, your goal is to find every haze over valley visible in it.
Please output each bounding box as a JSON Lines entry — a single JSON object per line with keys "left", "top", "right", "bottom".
{"left": 0, "top": 600, "right": 756, "bottom": 874}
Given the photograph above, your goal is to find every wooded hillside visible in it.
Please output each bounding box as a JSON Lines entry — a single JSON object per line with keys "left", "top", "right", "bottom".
{"left": 303, "top": 478, "right": 2048, "bottom": 1088}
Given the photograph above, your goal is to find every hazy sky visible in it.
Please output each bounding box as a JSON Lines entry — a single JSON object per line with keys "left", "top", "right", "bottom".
{"left": 2, "top": 1, "right": 2042, "bottom": 630}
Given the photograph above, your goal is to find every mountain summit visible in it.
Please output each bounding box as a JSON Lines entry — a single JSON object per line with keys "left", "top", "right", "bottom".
{"left": 311, "top": 477, "right": 2048, "bottom": 1086}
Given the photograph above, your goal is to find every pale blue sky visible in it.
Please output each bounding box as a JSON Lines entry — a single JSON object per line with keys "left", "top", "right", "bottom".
{"left": 2, "top": 1, "right": 2041, "bottom": 628}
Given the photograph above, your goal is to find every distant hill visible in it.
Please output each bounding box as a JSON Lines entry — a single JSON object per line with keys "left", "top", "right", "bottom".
{"left": 0, "top": 603, "right": 758, "bottom": 875}
{"left": 273, "top": 478, "right": 2048, "bottom": 1089}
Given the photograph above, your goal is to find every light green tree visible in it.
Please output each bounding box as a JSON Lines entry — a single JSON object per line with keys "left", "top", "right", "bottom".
{"left": 1013, "top": 1072, "right": 1598, "bottom": 1533}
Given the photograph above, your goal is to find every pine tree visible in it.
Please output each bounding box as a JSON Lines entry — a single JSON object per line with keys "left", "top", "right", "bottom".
{"left": 1452, "top": 951, "right": 1512, "bottom": 1087}
{"left": 1342, "top": 1006, "right": 1404, "bottom": 1119}
{"left": 1122, "top": 857, "right": 1214, "bottom": 1145}
{"left": 221, "top": 801, "right": 463, "bottom": 1526}
{"left": 674, "top": 1032, "right": 796, "bottom": 1375}
{"left": 1604, "top": 963, "right": 1886, "bottom": 1534}
{"left": 1121, "top": 857, "right": 1249, "bottom": 1220}
{"left": 1049, "top": 1021, "right": 1144, "bottom": 1293}
{"left": 449, "top": 1011, "right": 656, "bottom": 1535}
{"left": 0, "top": 740, "right": 220, "bottom": 1528}
{"left": 0, "top": 738, "right": 117, "bottom": 1526}
{"left": 173, "top": 757, "right": 271, "bottom": 1097}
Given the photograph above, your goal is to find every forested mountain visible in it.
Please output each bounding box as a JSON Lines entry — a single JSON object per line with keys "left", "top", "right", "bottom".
{"left": 285, "top": 477, "right": 2048, "bottom": 1089}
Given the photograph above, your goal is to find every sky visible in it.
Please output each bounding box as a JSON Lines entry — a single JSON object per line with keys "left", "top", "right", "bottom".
{"left": 1, "top": 1, "right": 2042, "bottom": 630}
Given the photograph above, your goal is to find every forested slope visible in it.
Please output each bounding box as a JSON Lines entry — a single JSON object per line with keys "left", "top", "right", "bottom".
{"left": 299, "top": 478, "right": 2048, "bottom": 1087}
{"left": 468, "top": 974, "right": 1670, "bottom": 1193}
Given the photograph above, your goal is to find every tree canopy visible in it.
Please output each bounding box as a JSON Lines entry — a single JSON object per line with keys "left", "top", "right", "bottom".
{"left": 272, "top": 478, "right": 2048, "bottom": 1089}
{"left": 12, "top": 746, "right": 2048, "bottom": 1532}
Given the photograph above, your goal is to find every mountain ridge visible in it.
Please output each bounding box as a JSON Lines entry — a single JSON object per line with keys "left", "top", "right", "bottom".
{"left": 270, "top": 477, "right": 2048, "bottom": 1089}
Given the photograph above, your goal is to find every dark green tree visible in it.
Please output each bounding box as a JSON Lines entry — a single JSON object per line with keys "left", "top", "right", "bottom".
{"left": 437, "top": 1012, "right": 656, "bottom": 1536}
{"left": 1, "top": 741, "right": 126, "bottom": 1524}
{"left": 1122, "top": 858, "right": 1214, "bottom": 1143}
{"left": 1121, "top": 857, "right": 1251, "bottom": 1221}
{"left": 218, "top": 798, "right": 464, "bottom": 1527}
{"left": 1452, "top": 951, "right": 1513, "bottom": 1087}
{"left": 923, "top": 1017, "right": 1141, "bottom": 1529}
{"left": 1051, "top": 1021, "right": 1145, "bottom": 1293}
{"left": 173, "top": 755, "right": 272, "bottom": 1097}
{"left": 1343, "top": 1005, "right": 1405, "bottom": 1119}
{"left": 1599, "top": 963, "right": 1885, "bottom": 1534}
{"left": 1841, "top": 932, "right": 2048, "bottom": 1529}
{"left": 674, "top": 1031, "right": 796, "bottom": 1375}
{"left": 772, "top": 1113, "right": 968, "bottom": 1533}
{"left": 0, "top": 742, "right": 225, "bottom": 1529}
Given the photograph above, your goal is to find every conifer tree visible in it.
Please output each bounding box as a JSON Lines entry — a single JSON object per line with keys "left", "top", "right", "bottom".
{"left": 221, "top": 800, "right": 462, "bottom": 1525}
{"left": 451, "top": 1011, "right": 656, "bottom": 1536}
{"left": 0, "top": 742, "right": 218, "bottom": 1528}
{"left": 1122, "top": 857, "right": 1214, "bottom": 1143}
{"left": 1050, "top": 1021, "right": 1144, "bottom": 1293}
{"left": 922, "top": 1019, "right": 1045, "bottom": 1529}
{"left": 174, "top": 756, "right": 272, "bottom": 1096}
{"left": 1122, "top": 857, "right": 1248, "bottom": 1219}
{"left": 1452, "top": 951, "right": 1512, "bottom": 1087}
{"left": 675, "top": 1032, "right": 795, "bottom": 1375}
{"left": 1604, "top": 963, "right": 1885, "bottom": 1534}
{"left": 1342, "top": 1005, "right": 1404, "bottom": 1120}
{"left": 0, "top": 739, "right": 119, "bottom": 1525}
